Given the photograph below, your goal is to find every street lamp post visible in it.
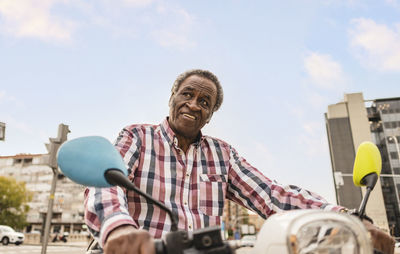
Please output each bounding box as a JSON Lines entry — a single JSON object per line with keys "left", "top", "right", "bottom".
{"left": 41, "top": 124, "right": 70, "bottom": 254}
{"left": 388, "top": 135, "right": 400, "bottom": 214}
{"left": 389, "top": 135, "right": 400, "bottom": 162}
{"left": 0, "top": 122, "right": 5, "bottom": 141}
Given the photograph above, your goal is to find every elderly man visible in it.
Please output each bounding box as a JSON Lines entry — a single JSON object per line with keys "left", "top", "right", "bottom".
{"left": 84, "top": 69, "right": 395, "bottom": 254}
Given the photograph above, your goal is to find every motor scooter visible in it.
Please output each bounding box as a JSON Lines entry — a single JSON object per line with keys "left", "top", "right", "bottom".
{"left": 57, "top": 136, "right": 391, "bottom": 254}
{"left": 52, "top": 232, "right": 69, "bottom": 243}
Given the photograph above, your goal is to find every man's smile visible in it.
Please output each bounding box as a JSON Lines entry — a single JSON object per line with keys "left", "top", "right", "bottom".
{"left": 182, "top": 113, "right": 197, "bottom": 120}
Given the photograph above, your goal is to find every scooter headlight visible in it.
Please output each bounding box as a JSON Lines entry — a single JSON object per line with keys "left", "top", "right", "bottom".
{"left": 287, "top": 211, "right": 373, "bottom": 254}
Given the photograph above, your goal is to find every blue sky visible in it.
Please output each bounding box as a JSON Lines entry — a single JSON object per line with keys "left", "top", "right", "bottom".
{"left": 1, "top": 0, "right": 400, "bottom": 204}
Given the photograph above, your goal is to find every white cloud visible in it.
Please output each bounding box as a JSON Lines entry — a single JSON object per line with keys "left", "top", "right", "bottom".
{"left": 236, "top": 141, "right": 277, "bottom": 177}
{"left": 349, "top": 18, "right": 400, "bottom": 72}
{"left": 299, "top": 122, "right": 328, "bottom": 157}
{"left": 2, "top": 115, "right": 33, "bottom": 135}
{"left": 304, "top": 52, "right": 348, "bottom": 90}
{"left": 0, "top": 0, "right": 196, "bottom": 48}
{"left": 151, "top": 5, "right": 196, "bottom": 49}
{"left": 152, "top": 29, "right": 195, "bottom": 49}
{"left": 319, "top": 0, "right": 362, "bottom": 7}
{"left": 302, "top": 121, "right": 322, "bottom": 136}
{"left": 307, "top": 92, "right": 330, "bottom": 109}
{"left": 385, "top": 0, "right": 400, "bottom": 7}
{"left": 72, "top": 0, "right": 195, "bottom": 48}
{"left": 0, "top": 90, "right": 24, "bottom": 108}
{"left": 0, "top": 0, "right": 76, "bottom": 42}
{"left": 122, "top": 0, "right": 154, "bottom": 7}
{"left": 286, "top": 103, "right": 305, "bottom": 119}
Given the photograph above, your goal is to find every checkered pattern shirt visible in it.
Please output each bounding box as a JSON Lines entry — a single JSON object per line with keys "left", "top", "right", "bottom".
{"left": 84, "top": 118, "right": 343, "bottom": 246}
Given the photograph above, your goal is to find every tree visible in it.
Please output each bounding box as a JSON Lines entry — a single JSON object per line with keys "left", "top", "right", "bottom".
{"left": 0, "top": 176, "right": 32, "bottom": 230}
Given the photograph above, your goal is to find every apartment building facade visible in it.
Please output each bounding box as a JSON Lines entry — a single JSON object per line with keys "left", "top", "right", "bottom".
{"left": 326, "top": 93, "right": 400, "bottom": 236}
{"left": 0, "top": 153, "right": 86, "bottom": 234}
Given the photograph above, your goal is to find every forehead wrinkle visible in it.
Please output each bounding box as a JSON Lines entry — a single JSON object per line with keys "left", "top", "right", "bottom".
{"left": 180, "top": 83, "right": 216, "bottom": 95}
{"left": 181, "top": 87, "right": 195, "bottom": 92}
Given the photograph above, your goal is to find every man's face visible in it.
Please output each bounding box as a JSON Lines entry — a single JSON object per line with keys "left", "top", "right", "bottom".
{"left": 169, "top": 75, "right": 218, "bottom": 140}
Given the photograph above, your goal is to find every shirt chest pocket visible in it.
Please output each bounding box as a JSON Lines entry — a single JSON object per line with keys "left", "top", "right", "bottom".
{"left": 199, "top": 174, "right": 228, "bottom": 217}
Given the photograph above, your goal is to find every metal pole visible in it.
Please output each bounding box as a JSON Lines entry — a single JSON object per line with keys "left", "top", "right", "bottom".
{"left": 40, "top": 124, "right": 69, "bottom": 254}
{"left": 41, "top": 168, "right": 58, "bottom": 254}
{"left": 236, "top": 204, "right": 240, "bottom": 238}
{"left": 0, "top": 122, "right": 5, "bottom": 141}
{"left": 389, "top": 136, "right": 400, "bottom": 212}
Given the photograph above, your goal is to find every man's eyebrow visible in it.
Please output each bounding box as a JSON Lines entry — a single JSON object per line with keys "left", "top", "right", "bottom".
{"left": 181, "top": 86, "right": 213, "bottom": 100}
{"left": 181, "top": 87, "right": 194, "bottom": 92}
{"left": 203, "top": 94, "right": 211, "bottom": 100}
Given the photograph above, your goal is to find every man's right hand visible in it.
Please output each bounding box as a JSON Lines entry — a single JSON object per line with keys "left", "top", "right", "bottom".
{"left": 104, "top": 225, "right": 155, "bottom": 254}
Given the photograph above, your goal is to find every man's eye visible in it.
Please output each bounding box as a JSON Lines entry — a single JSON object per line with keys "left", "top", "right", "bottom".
{"left": 201, "top": 100, "right": 209, "bottom": 107}
{"left": 182, "top": 93, "right": 191, "bottom": 98}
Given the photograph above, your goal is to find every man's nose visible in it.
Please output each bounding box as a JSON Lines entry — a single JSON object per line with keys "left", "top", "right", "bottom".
{"left": 186, "top": 99, "right": 201, "bottom": 111}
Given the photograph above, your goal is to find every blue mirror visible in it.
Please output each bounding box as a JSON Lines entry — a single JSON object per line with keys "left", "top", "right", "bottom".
{"left": 57, "top": 136, "right": 128, "bottom": 187}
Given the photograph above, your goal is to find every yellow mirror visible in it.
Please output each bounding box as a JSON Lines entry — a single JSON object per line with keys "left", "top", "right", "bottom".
{"left": 353, "top": 141, "right": 382, "bottom": 187}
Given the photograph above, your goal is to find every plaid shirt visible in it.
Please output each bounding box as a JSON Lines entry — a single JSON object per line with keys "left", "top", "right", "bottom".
{"left": 84, "top": 118, "right": 342, "bottom": 246}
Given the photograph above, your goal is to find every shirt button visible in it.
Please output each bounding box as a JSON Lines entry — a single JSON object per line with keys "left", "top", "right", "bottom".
{"left": 184, "top": 201, "right": 187, "bottom": 205}
{"left": 186, "top": 173, "right": 190, "bottom": 177}
{"left": 188, "top": 225, "right": 192, "bottom": 229}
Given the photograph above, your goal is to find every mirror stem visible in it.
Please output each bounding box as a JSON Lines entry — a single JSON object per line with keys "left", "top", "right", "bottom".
{"left": 358, "top": 173, "right": 378, "bottom": 217}
{"left": 105, "top": 169, "right": 178, "bottom": 231}
{"left": 358, "top": 187, "right": 371, "bottom": 217}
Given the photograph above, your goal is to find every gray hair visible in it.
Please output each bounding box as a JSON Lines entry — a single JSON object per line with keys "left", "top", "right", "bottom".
{"left": 171, "top": 69, "right": 223, "bottom": 112}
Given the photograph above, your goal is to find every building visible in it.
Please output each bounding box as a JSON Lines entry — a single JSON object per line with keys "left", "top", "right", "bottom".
{"left": 221, "top": 199, "right": 265, "bottom": 240}
{"left": 0, "top": 153, "right": 86, "bottom": 234}
{"left": 325, "top": 92, "right": 400, "bottom": 236}
{"left": 367, "top": 96, "right": 400, "bottom": 237}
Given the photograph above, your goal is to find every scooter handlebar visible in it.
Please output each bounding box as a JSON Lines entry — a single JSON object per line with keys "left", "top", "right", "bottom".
{"left": 153, "top": 228, "right": 234, "bottom": 254}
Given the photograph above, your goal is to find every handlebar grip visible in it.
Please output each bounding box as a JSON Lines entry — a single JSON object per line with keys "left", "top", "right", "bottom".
{"left": 154, "top": 239, "right": 234, "bottom": 254}
{"left": 154, "top": 239, "right": 165, "bottom": 254}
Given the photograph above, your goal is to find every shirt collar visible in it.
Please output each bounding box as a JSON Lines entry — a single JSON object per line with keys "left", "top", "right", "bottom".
{"left": 161, "top": 117, "right": 204, "bottom": 148}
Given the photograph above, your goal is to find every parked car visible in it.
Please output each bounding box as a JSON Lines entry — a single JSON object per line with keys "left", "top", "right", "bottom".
{"left": 240, "top": 234, "right": 257, "bottom": 247}
{"left": 227, "top": 239, "right": 240, "bottom": 249}
{"left": 0, "top": 225, "right": 24, "bottom": 245}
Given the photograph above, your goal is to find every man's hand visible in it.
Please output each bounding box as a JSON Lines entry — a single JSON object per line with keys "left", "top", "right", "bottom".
{"left": 104, "top": 225, "right": 155, "bottom": 254}
{"left": 362, "top": 220, "right": 395, "bottom": 254}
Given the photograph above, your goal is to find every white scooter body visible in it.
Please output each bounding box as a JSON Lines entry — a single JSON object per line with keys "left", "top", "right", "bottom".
{"left": 251, "top": 209, "right": 373, "bottom": 254}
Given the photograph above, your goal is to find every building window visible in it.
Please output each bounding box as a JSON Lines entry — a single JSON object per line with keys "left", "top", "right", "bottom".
{"left": 13, "top": 159, "right": 22, "bottom": 165}
{"left": 390, "top": 152, "right": 399, "bottom": 160}
{"left": 12, "top": 157, "right": 33, "bottom": 165}
{"left": 53, "top": 225, "right": 61, "bottom": 233}
{"left": 383, "top": 121, "right": 400, "bottom": 129}
{"left": 24, "top": 158, "right": 32, "bottom": 165}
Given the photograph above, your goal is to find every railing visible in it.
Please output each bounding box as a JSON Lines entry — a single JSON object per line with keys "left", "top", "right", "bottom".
{"left": 24, "top": 233, "right": 90, "bottom": 244}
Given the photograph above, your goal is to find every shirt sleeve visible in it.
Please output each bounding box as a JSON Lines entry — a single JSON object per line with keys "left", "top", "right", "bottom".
{"left": 83, "top": 126, "right": 142, "bottom": 247}
{"left": 226, "top": 145, "right": 344, "bottom": 219}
